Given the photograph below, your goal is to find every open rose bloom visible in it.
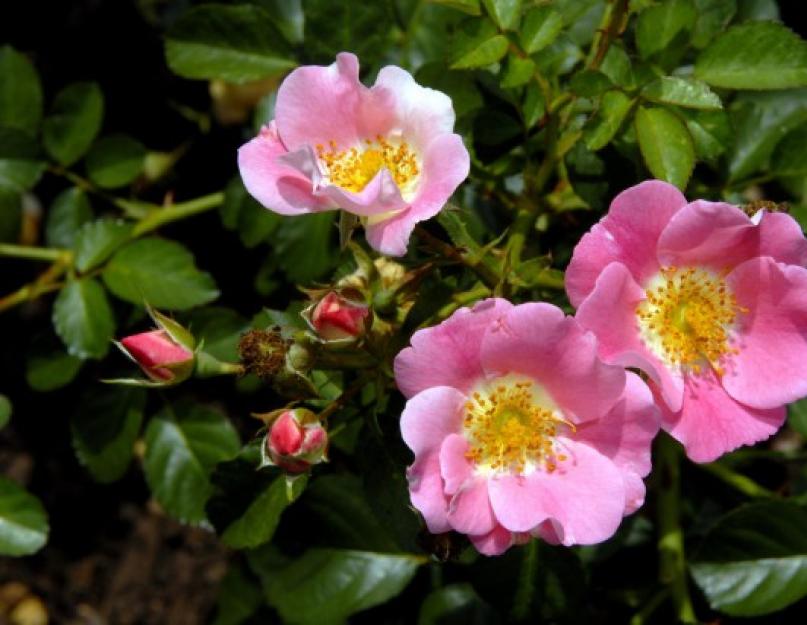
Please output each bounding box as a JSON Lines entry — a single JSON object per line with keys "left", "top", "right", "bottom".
{"left": 238, "top": 52, "right": 470, "bottom": 256}
{"left": 394, "top": 299, "right": 658, "bottom": 555}
{"left": 567, "top": 180, "right": 807, "bottom": 462}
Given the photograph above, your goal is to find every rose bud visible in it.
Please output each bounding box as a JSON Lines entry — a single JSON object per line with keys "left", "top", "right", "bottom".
{"left": 119, "top": 330, "right": 195, "bottom": 383}
{"left": 263, "top": 409, "right": 328, "bottom": 473}
{"left": 310, "top": 291, "right": 370, "bottom": 342}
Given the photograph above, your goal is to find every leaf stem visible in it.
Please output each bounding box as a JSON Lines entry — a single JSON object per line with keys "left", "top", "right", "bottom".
{"left": 699, "top": 461, "right": 777, "bottom": 499}
{"left": 415, "top": 225, "right": 501, "bottom": 288}
{"left": 0, "top": 243, "right": 68, "bottom": 262}
{"left": 655, "top": 434, "right": 696, "bottom": 624}
{"left": 132, "top": 191, "right": 225, "bottom": 237}
{"left": 511, "top": 540, "right": 539, "bottom": 621}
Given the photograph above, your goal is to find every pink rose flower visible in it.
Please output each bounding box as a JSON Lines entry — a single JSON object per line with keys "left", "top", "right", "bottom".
{"left": 566, "top": 180, "right": 807, "bottom": 462}
{"left": 238, "top": 52, "right": 470, "bottom": 256}
{"left": 119, "top": 329, "right": 194, "bottom": 382}
{"left": 394, "top": 299, "right": 658, "bottom": 555}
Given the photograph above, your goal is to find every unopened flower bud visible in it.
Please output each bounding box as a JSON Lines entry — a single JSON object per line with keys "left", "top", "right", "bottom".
{"left": 310, "top": 292, "right": 370, "bottom": 342}
{"left": 263, "top": 409, "right": 328, "bottom": 473}
{"left": 119, "top": 330, "right": 195, "bottom": 383}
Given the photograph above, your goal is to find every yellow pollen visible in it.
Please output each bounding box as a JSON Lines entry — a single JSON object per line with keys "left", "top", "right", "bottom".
{"left": 463, "top": 378, "right": 573, "bottom": 475}
{"left": 315, "top": 135, "right": 420, "bottom": 193}
{"left": 636, "top": 266, "right": 746, "bottom": 374}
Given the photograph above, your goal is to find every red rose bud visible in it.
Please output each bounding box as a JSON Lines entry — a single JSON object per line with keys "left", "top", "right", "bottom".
{"left": 119, "top": 330, "right": 195, "bottom": 383}
{"left": 265, "top": 409, "right": 328, "bottom": 473}
{"left": 311, "top": 291, "right": 370, "bottom": 341}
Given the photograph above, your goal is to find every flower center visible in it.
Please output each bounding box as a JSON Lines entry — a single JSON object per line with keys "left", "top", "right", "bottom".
{"left": 463, "top": 377, "right": 573, "bottom": 475}
{"left": 316, "top": 136, "right": 420, "bottom": 195}
{"left": 636, "top": 266, "right": 746, "bottom": 374}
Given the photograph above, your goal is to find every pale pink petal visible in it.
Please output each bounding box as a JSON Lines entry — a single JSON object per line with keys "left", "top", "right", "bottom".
{"left": 447, "top": 477, "right": 496, "bottom": 535}
{"left": 575, "top": 262, "right": 685, "bottom": 412}
{"left": 574, "top": 372, "right": 659, "bottom": 479}
{"left": 275, "top": 52, "right": 364, "bottom": 151}
{"left": 365, "top": 133, "right": 469, "bottom": 257}
{"left": 407, "top": 450, "right": 450, "bottom": 533}
{"left": 237, "top": 123, "right": 333, "bottom": 216}
{"left": 318, "top": 167, "right": 408, "bottom": 216}
{"left": 439, "top": 433, "right": 474, "bottom": 496}
{"left": 394, "top": 298, "right": 513, "bottom": 398}
{"left": 488, "top": 441, "right": 626, "bottom": 544}
{"left": 758, "top": 212, "right": 807, "bottom": 267}
{"left": 656, "top": 369, "right": 787, "bottom": 463}
{"left": 566, "top": 180, "right": 686, "bottom": 306}
{"left": 400, "top": 386, "right": 466, "bottom": 456}
{"left": 621, "top": 472, "right": 647, "bottom": 516}
{"left": 470, "top": 524, "right": 515, "bottom": 556}
{"left": 481, "top": 303, "right": 625, "bottom": 422}
{"left": 723, "top": 257, "right": 807, "bottom": 408}
{"left": 373, "top": 65, "right": 456, "bottom": 150}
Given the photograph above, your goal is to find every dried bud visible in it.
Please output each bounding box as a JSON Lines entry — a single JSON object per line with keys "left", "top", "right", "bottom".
{"left": 262, "top": 409, "right": 328, "bottom": 473}
{"left": 238, "top": 328, "right": 289, "bottom": 379}
{"left": 310, "top": 292, "right": 370, "bottom": 342}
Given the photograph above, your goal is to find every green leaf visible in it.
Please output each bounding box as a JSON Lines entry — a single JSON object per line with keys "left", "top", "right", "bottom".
{"left": 265, "top": 549, "right": 422, "bottom": 625}
{"left": 0, "top": 157, "right": 45, "bottom": 192}
{"left": 211, "top": 566, "right": 263, "bottom": 625}
{"left": 165, "top": 4, "right": 296, "bottom": 83}
{"left": 220, "top": 177, "right": 282, "bottom": 248}
{"left": 728, "top": 90, "right": 807, "bottom": 182}
{"left": 788, "top": 397, "right": 807, "bottom": 438}
{"left": 585, "top": 91, "right": 634, "bottom": 151}
{"left": 0, "top": 394, "right": 10, "bottom": 430}
{"left": 569, "top": 69, "right": 613, "bottom": 97}
{"left": 635, "top": 0, "right": 696, "bottom": 60}
{"left": 0, "top": 46, "right": 43, "bottom": 136}
{"left": 103, "top": 238, "right": 219, "bottom": 310}
{"left": 43, "top": 82, "right": 104, "bottom": 166}
{"left": 72, "top": 387, "right": 146, "bottom": 483}
{"left": 222, "top": 474, "right": 307, "bottom": 549}
{"left": 144, "top": 402, "right": 240, "bottom": 524}
{"left": 272, "top": 212, "right": 337, "bottom": 284}
{"left": 692, "top": 0, "right": 737, "bottom": 49}
{"left": 418, "top": 584, "right": 495, "bottom": 625}
{"left": 736, "top": 0, "right": 779, "bottom": 21}
{"left": 500, "top": 55, "right": 535, "bottom": 88}
{"left": 451, "top": 20, "right": 509, "bottom": 69}
{"left": 772, "top": 124, "right": 807, "bottom": 176}
{"left": 45, "top": 187, "right": 93, "bottom": 248}
{"left": 482, "top": 0, "right": 521, "bottom": 30}
{"left": 691, "top": 501, "right": 807, "bottom": 616}
{"left": 260, "top": 0, "right": 305, "bottom": 44}
{"left": 26, "top": 337, "right": 83, "bottom": 391}
{"left": 188, "top": 307, "right": 249, "bottom": 362}
{"left": 431, "top": 0, "right": 481, "bottom": 15}
{"left": 415, "top": 63, "right": 483, "bottom": 118}
{"left": 683, "top": 108, "right": 732, "bottom": 162}
{"left": 520, "top": 6, "right": 563, "bottom": 54}
{"left": 635, "top": 106, "right": 694, "bottom": 190}
{"left": 85, "top": 134, "right": 146, "bottom": 189}
{"left": 642, "top": 76, "right": 722, "bottom": 110}
{"left": 73, "top": 218, "right": 132, "bottom": 272}
{"left": 52, "top": 278, "right": 116, "bottom": 360}
{"left": 695, "top": 22, "right": 807, "bottom": 90}
{"left": 0, "top": 477, "right": 49, "bottom": 556}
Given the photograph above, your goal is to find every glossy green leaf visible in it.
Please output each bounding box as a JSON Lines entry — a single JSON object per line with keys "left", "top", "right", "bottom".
{"left": 520, "top": 6, "right": 563, "bottom": 54}
{"left": 695, "top": 21, "right": 807, "bottom": 89}
{"left": 72, "top": 387, "right": 146, "bottom": 483}
{"left": 771, "top": 124, "right": 807, "bottom": 176}
{"left": 451, "top": 20, "right": 509, "bottom": 69}
{"left": 0, "top": 157, "right": 45, "bottom": 192}
{"left": 0, "top": 477, "right": 49, "bottom": 556}
{"left": 52, "top": 278, "right": 116, "bottom": 360}
{"left": 635, "top": 0, "right": 696, "bottom": 60}
{"left": 188, "top": 307, "right": 249, "bottom": 362}
{"left": 26, "top": 337, "right": 83, "bottom": 391}
{"left": 265, "top": 549, "right": 422, "bottom": 625}
{"left": 418, "top": 584, "right": 495, "bottom": 625}
{"left": 642, "top": 76, "right": 722, "bottom": 110}
{"left": 585, "top": 91, "right": 634, "bottom": 150}
{"left": 103, "top": 238, "right": 219, "bottom": 310}
{"left": 43, "top": 82, "right": 104, "bottom": 166}
{"left": 220, "top": 176, "right": 281, "bottom": 248}
{"left": 431, "top": 0, "right": 481, "bottom": 15}
{"left": 788, "top": 397, "right": 807, "bottom": 438}
{"left": 0, "top": 394, "right": 10, "bottom": 430}
{"left": 635, "top": 106, "right": 694, "bottom": 190}
{"left": 482, "top": 0, "right": 521, "bottom": 30}
{"left": 691, "top": 501, "right": 807, "bottom": 616}
{"left": 222, "top": 474, "right": 307, "bottom": 549}
{"left": 211, "top": 566, "right": 263, "bottom": 625}
{"left": 45, "top": 187, "right": 93, "bottom": 248}
{"left": 165, "top": 4, "right": 296, "bottom": 83}
{"left": 500, "top": 55, "right": 535, "bottom": 88}
{"left": 735, "top": 0, "right": 779, "bottom": 21}
{"left": 85, "top": 134, "right": 146, "bottom": 188}
{"left": 683, "top": 108, "right": 732, "bottom": 162}
{"left": 728, "top": 90, "right": 807, "bottom": 182}
{"left": 569, "top": 70, "right": 613, "bottom": 97}
{"left": 73, "top": 218, "right": 132, "bottom": 272}
{"left": 0, "top": 46, "right": 43, "bottom": 135}
{"left": 692, "top": 0, "right": 737, "bottom": 49}
{"left": 144, "top": 402, "right": 240, "bottom": 524}
{"left": 272, "top": 212, "right": 337, "bottom": 284}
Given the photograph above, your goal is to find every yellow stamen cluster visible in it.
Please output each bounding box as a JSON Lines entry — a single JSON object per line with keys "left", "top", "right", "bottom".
{"left": 636, "top": 266, "right": 747, "bottom": 374}
{"left": 463, "top": 379, "right": 572, "bottom": 475}
{"left": 315, "top": 136, "right": 419, "bottom": 194}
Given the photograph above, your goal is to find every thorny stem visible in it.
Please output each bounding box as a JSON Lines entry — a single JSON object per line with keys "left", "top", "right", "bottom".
{"left": 317, "top": 376, "right": 367, "bottom": 422}
{"left": 587, "top": 0, "right": 630, "bottom": 70}
{"left": 655, "top": 434, "right": 697, "bottom": 624}
{"left": 415, "top": 225, "right": 501, "bottom": 289}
